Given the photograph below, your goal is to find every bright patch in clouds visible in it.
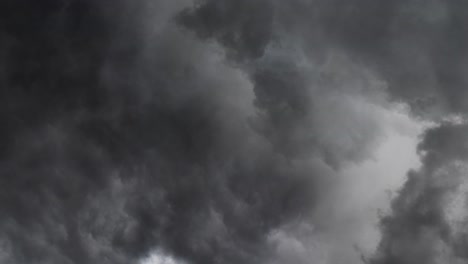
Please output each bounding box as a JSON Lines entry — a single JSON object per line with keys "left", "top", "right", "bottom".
{"left": 140, "top": 250, "right": 183, "bottom": 264}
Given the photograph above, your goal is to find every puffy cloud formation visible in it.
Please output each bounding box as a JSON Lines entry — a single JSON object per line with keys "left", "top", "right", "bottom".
{"left": 371, "top": 124, "right": 468, "bottom": 264}
{"left": 0, "top": 1, "right": 467, "bottom": 264}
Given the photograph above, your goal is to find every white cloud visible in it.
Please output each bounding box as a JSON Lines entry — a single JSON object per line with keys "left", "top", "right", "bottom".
{"left": 139, "top": 250, "right": 184, "bottom": 264}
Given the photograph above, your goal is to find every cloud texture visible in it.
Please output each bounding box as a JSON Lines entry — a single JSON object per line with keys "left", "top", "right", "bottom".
{"left": 1, "top": 1, "right": 467, "bottom": 264}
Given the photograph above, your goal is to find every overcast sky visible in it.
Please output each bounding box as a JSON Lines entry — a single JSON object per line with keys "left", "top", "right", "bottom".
{"left": 1, "top": 1, "right": 468, "bottom": 264}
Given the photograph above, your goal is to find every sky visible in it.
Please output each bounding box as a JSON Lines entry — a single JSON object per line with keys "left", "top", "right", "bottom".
{"left": 1, "top": 1, "right": 468, "bottom": 264}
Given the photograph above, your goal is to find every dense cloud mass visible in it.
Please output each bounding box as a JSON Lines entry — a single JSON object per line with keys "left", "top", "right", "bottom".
{"left": 0, "top": 0, "right": 467, "bottom": 264}
{"left": 371, "top": 123, "right": 468, "bottom": 264}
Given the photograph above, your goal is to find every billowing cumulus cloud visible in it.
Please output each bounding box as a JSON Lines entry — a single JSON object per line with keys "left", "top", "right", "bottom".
{"left": 1, "top": 1, "right": 467, "bottom": 264}
{"left": 371, "top": 124, "right": 468, "bottom": 264}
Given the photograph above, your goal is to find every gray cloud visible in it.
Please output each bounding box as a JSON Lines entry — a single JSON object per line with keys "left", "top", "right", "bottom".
{"left": 175, "top": 1, "right": 468, "bottom": 263}
{"left": 371, "top": 124, "right": 468, "bottom": 264}
{"left": 1, "top": 0, "right": 467, "bottom": 264}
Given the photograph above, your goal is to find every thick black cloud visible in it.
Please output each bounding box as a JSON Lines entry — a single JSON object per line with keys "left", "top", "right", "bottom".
{"left": 0, "top": 0, "right": 390, "bottom": 262}
{"left": 177, "top": 0, "right": 274, "bottom": 60}
{"left": 0, "top": 1, "right": 320, "bottom": 263}
{"left": 3, "top": 0, "right": 468, "bottom": 263}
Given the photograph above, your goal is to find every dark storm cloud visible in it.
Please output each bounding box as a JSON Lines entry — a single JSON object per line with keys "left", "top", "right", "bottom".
{"left": 2, "top": 0, "right": 467, "bottom": 263}
{"left": 285, "top": 1, "right": 468, "bottom": 263}
{"left": 180, "top": 1, "right": 468, "bottom": 264}
{"left": 0, "top": 0, "right": 392, "bottom": 263}
{"left": 179, "top": 0, "right": 468, "bottom": 114}
{"left": 179, "top": 0, "right": 388, "bottom": 166}
{"left": 313, "top": 0, "right": 468, "bottom": 116}
{"left": 0, "top": 0, "right": 322, "bottom": 263}
{"left": 177, "top": 0, "right": 274, "bottom": 60}
{"left": 282, "top": 1, "right": 468, "bottom": 263}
